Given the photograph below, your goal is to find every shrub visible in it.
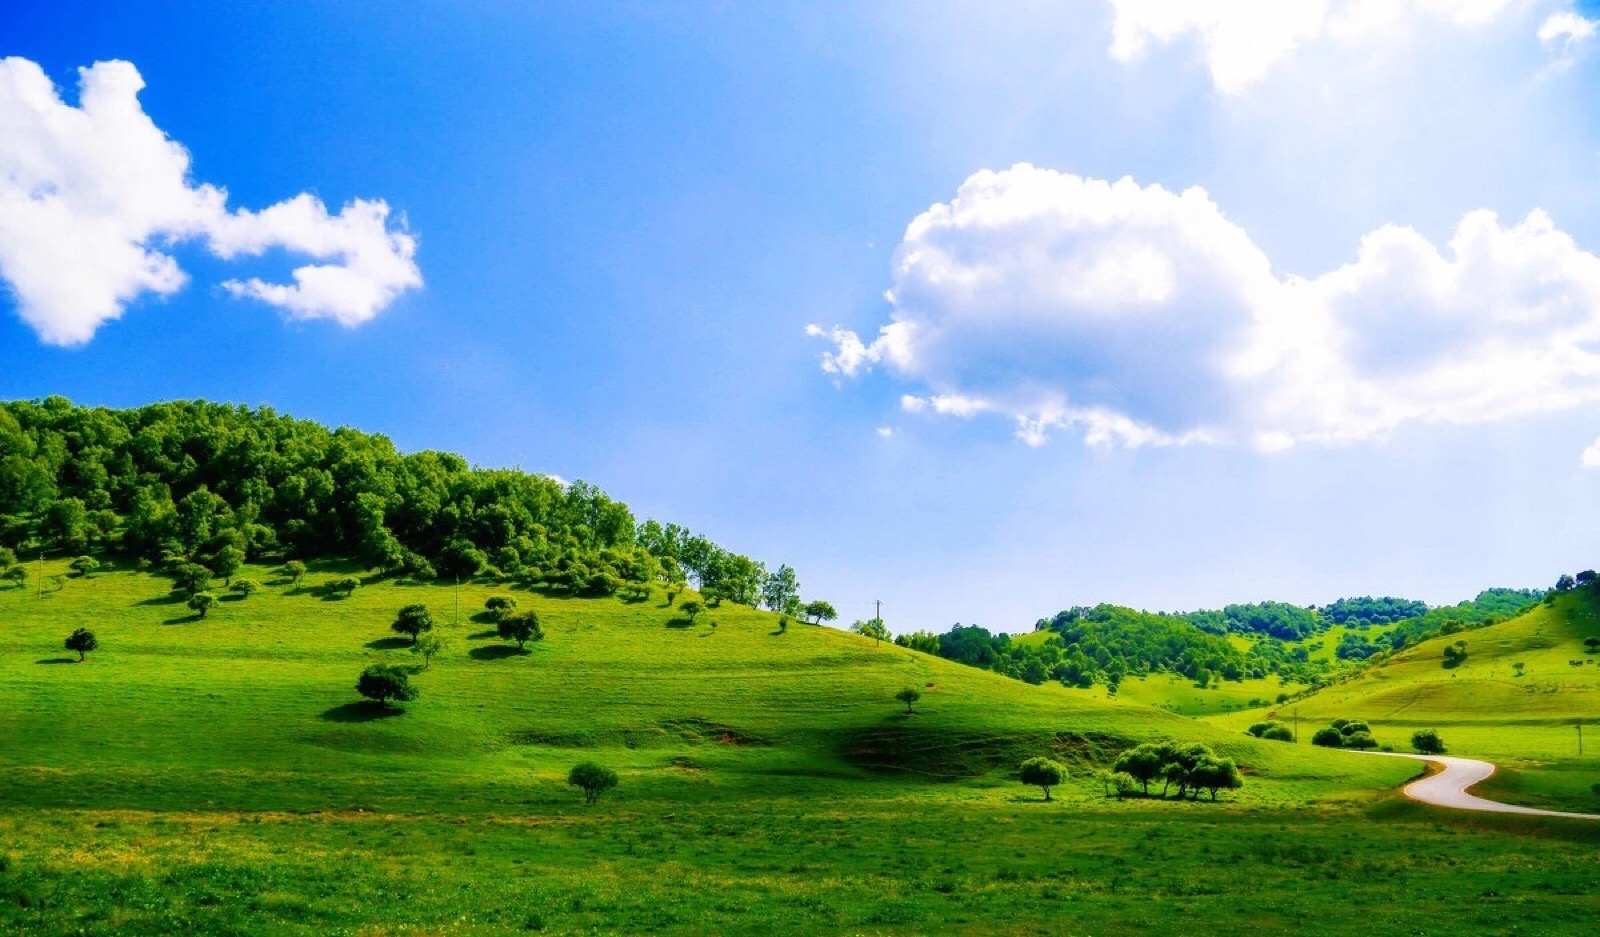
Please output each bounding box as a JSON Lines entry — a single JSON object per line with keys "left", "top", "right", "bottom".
{"left": 1343, "top": 731, "right": 1379, "bottom": 750}
{"left": 498, "top": 612, "right": 543, "bottom": 649}
{"left": 484, "top": 595, "right": 518, "bottom": 621}
{"left": 187, "top": 592, "right": 218, "bottom": 618}
{"left": 1247, "top": 720, "right": 1293, "bottom": 741}
{"left": 228, "top": 578, "right": 260, "bottom": 598}
{"left": 69, "top": 556, "right": 99, "bottom": 578}
{"left": 1311, "top": 727, "right": 1344, "bottom": 747}
{"left": 568, "top": 762, "right": 618, "bottom": 804}
{"left": 895, "top": 687, "right": 921, "bottom": 713}
{"left": 65, "top": 628, "right": 98, "bottom": 662}
{"left": 1411, "top": 729, "right": 1446, "bottom": 754}
{"left": 328, "top": 576, "right": 361, "bottom": 597}
{"left": 283, "top": 560, "right": 307, "bottom": 584}
{"left": 1019, "top": 756, "right": 1068, "bottom": 801}
{"left": 1111, "top": 771, "right": 1140, "bottom": 798}
{"left": 1338, "top": 720, "right": 1370, "bottom": 737}
{"left": 356, "top": 664, "right": 418, "bottom": 708}
{"left": 392, "top": 604, "right": 436, "bottom": 643}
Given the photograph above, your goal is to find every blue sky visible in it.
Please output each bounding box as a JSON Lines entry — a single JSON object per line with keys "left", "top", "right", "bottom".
{"left": 5, "top": 1, "right": 1600, "bottom": 632}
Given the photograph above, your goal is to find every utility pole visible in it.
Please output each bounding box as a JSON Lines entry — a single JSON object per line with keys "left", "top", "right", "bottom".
{"left": 874, "top": 599, "right": 881, "bottom": 624}
{"left": 454, "top": 577, "right": 461, "bottom": 627}
{"left": 36, "top": 550, "right": 43, "bottom": 599}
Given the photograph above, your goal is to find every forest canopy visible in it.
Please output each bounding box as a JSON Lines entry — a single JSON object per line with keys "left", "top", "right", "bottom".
{"left": 0, "top": 398, "right": 793, "bottom": 605}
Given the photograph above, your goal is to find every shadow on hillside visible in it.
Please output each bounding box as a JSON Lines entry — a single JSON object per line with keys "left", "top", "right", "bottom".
{"left": 162, "top": 614, "right": 203, "bottom": 625}
{"left": 470, "top": 610, "right": 499, "bottom": 624}
{"left": 36, "top": 657, "right": 76, "bottom": 665}
{"left": 467, "top": 629, "right": 497, "bottom": 640}
{"left": 365, "top": 637, "right": 411, "bottom": 651}
{"left": 137, "top": 593, "right": 184, "bottom": 606}
{"left": 469, "top": 644, "right": 527, "bottom": 660}
{"left": 666, "top": 617, "right": 695, "bottom": 629}
{"left": 320, "top": 701, "right": 405, "bottom": 722}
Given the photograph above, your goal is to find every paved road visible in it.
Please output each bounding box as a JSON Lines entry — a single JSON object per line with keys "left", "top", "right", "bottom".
{"left": 1359, "top": 751, "right": 1600, "bottom": 819}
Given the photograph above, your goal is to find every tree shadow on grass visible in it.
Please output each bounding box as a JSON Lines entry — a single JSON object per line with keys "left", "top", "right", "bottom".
{"left": 666, "top": 617, "right": 695, "bottom": 629}
{"left": 162, "top": 614, "right": 203, "bottom": 625}
{"left": 469, "top": 644, "right": 528, "bottom": 661}
{"left": 467, "top": 629, "right": 498, "bottom": 640}
{"left": 320, "top": 701, "right": 405, "bottom": 723}
{"left": 136, "top": 593, "right": 184, "bottom": 606}
{"left": 365, "top": 637, "right": 411, "bottom": 651}
{"left": 36, "top": 657, "right": 77, "bottom": 665}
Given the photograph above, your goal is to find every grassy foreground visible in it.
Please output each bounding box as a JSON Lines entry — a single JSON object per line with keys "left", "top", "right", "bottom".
{"left": 1, "top": 561, "right": 1595, "bottom": 934}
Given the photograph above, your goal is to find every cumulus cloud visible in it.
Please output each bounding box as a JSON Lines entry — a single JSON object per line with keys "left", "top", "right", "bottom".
{"left": 0, "top": 57, "right": 420, "bottom": 345}
{"left": 1538, "top": 10, "right": 1599, "bottom": 64}
{"left": 808, "top": 163, "right": 1600, "bottom": 452}
{"left": 1106, "top": 0, "right": 1522, "bottom": 93}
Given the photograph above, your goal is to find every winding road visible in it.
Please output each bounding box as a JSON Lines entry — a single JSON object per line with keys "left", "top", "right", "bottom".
{"left": 1359, "top": 751, "right": 1600, "bottom": 819}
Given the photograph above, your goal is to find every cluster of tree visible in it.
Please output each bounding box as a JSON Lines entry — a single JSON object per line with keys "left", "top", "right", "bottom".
{"left": 1441, "top": 640, "right": 1468, "bottom": 669}
{"left": 1184, "top": 602, "right": 1321, "bottom": 640}
{"left": 0, "top": 398, "right": 805, "bottom": 610}
{"left": 1318, "top": 596, "right": 1429, "bottom": 628}
{"left": 1246, "top": 720, "right": 1294, "bottom": 742}
{"left": 1109, "top": 741, "right": 1245, "bottom": 801}
{"left": 1310, "top": 719, "right": 1379, "bottom": 750}
{"left": 1375, "top": 589, "right": 1541, "bottom": 652}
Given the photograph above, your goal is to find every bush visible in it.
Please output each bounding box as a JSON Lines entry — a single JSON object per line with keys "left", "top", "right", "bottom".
{"left": 1247, "top": 720, "right": 1293, "bottom": 742}
{"left": 1338, "top": 720, "right": 1370, "bottom": 737}
{"left": 484, "top": 595, "right": 518, "bottom": 621}
{"left": 328, "top": 576, "right": 361, "bottom": 597}
{"left": 1019, "top": 756, "right": 1068, "bottom": 801}
{"left": 498, "top": 612, "right": 543, "bottom": 649}
{"left": 1343, "top": 731, "right": 1379, "bottom": 750}
{"left": 1111, "top": 771, "right": 1139, "bottom": 799}
{"left": 228, "top": 578, "right": 260, "bottom": 598}
{"left": 568, "top": 762, "right": 618, "bottom": 804}
{"left": 1311, "top": 727, "right": 1345, "bottom": 747}
{"left": 895, "top": 687, "right": 921, "bottom": 713}
{"left": 65, "top": 627, "right": 98, "bottom": 662}
{"left": 187, "top": 591, "right": 218, "bottom": 618}
{"left": 69, "top": 556, "right": 99, "bottom": 578}
{"left": 1411, "top": 729, "right": 1446, "bottom": 754}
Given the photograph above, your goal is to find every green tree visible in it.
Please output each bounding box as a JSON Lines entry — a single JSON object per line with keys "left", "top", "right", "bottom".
{"left": 228, "top": 578, "right": 260, "bottom": 598}
{"left": 1411, "top": 729, "right": 1446, "bottom": 754}
{"left": 1111, "top": 771, "right": 1139, "bottom": 799}
{"left": 568, "top": 762, "right": 619, "bottom": 804}
{"left": 392, "top": 604, "right": 435, "bottom": 644}
{"left": 803, "top": 599, "right": 837, "bottom": 625}
{"left": 412, "top": 633, "right": 446, "bottom": 670}
{"left": 1248, "top": 721, "right": 1293, "bottom": 742}
{"left": 1343, "top": 731, "right": 1379, "bottom": 750}
{"left": 681, "top": 600, "right": 704, "bottom": 623}
{"left": 484, "top": 595, "right": 518, "bottom": 621}
{"left": 1019, "top": 756, "right": 1068, "bottom": 801}
{"left": 760, "top": 564, "right": 800, "bottom": 612}
{"left": 283, "top": 560, "right": 307, "bottom": 585}
{"left": 69, "top": 555, "right": 99, "bottom": 578}
{"left": 356, "top": 664, "right": 418, "bottom": 708}
{"left": 1112, "top": 744, "right": 1167, "bottom": 795}
{"left": 172, "top": 563, "right": 212, "bottom": 596}
{"left": 852, "top": 618, "right": 889, "bottom": 646}
{"left": 1189, "top": 756, "right": 1244, "bottom": 801}
{"left": 187, "top": 592, "right": 218, "bottom": 619}
{"left": 1311, "top": 727, "right": 1344, "bottom": 747}
{"left": 210, "top": 546, "right": 245, "bottom": 586}
{"left": 328, "top": 577, "right": 361, "bottom": 598}
{"left": 65, "top": 627, "right": 98, "bottom": 662}
{"left": 895, "top": 687, "right": 921, "bottom": 713}
{"left": 498, "top": 612, "right": 543, "bottom": 649}
{"left": 777, "top": 615, "right": 790, "bottom": 634}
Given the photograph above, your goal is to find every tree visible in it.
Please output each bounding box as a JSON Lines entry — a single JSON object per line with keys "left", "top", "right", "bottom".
{"left": 484, "top": 595, "right": 518, "bottom": 621}
{"left": 229, "top": 578, "right": 260, "bottom": 599}
{"left": 211, "top": 545, "right": 245, "bottom": 585}
{"left": 1343, "top": 731, "right": 1379, "bottom": 750}
{"left": 1311, "top": 727, "right": 1344, "bottom": 748}
{"left": 1338, "top": 720, "right": 1371, "bottom": 737}
{"left": 1019, "top": 756, "right": 1068, "bottom": 801}
{"left": 803, "top": 600, "right": 837, "bottom": 625}
{"left": 173, "top": 563, "right": 212, "bottom": 596}
{"left": 568, "top": 761, "right": 618, "bottom": 804}
{"left": 1189, "top": 756, "right": 1244, "bottom": 801}
{"left": 1557, "top": 574, "right": 1577, "bottom": 592}
{"left": 65, "top": 627, "right": 98, "bottom": 662}
{"left": 1411, "top": 729, "right": 1447, "bottom": 754}
{"left": 392, "top": 604, "right": 435, "bottom": 644}
{"left": 852, "top": 618, "right": 889, "bottom": 646}
{"left": 283, "top": 560, "right": 307, "bottom": 585}
{"left": 681, "top": 600, "right": 704, "bottom": 623}
{"left": 777, "top": 615, "right": 789, "bottom": 634}
{"left": 187, "top": 592, "right": 218, "bottom": 619}
{"left": 1248, "top": 721, "right": 1293, "bottom": 742}
{"left": 356, "top": 664, "right": 418, "bottom": 708}
{"left": 328, "top": 577, "right": 361, "bottom": 598}
{"left": 412, "top": 633, "right": 446, "bottom": 670}
{"left": 895, "top": 687, "right": 921, "bottom": 713}
{"left": 1112, "top": 743, "right": 1166, "bottom": 795}
{"left": 69, "top": 556, "right": 99, "bottom": 578}
{"left": 1, "top": 566, "right": 24, "bottom": 589}
{"left": 761, "top": 564, "right": 800, "bottom": 612}
{"left": 498, "top": 612, "right": 543, "bottom": 649}
{"left": 1111, "top": 771, "right": 1139, "bottom": 799}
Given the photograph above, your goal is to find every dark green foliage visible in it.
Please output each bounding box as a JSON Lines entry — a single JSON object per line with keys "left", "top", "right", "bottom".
{"left": 187, "top": 591, "right": 218, "bottom": 618}
{"left": 1311, "top": 727, "right": 1344, "bottom": 747}
{"left": 1411, "top": 729, "right": 1446, "bottom": 754}
{"left": 760, "top": 564, "right": 799, "bottom": 612}
{"left": 1338, "top": 720, "right": 1370, "bottom": 737}
{"left": 283, "top": 560, "right": 307, "bottom": 584}
{"left": 172, "top": 563, "right": 211, "bottom": 596}
{"left": 1319, "top": 596, "right": 1428, "bottom": 628}
{"left": 895, "top": 687, "right": 921, "bottom": 713}
{"left": 68, "top": 555, "right": 99, "bottom": 578}
{"left": 681, "top": 600, "right": 704, "bottom": 622}
{"left": 228, "top": 578, "right": 260, "bottom": 598}
{"left": 483, "top": 595, "right": 517, "bottom": 621}
{"left": 392, "top": 604, "right": 435, "bottom": 643}
{"left": 64, "top": 627, "right": 97, "bottom": 662}
{"left": 1247, "top": 721, "right": 1293, "bottom": 742}
{"left": 1111, "top": 743, "right": 1166, "bottom": 794}
{"left": 893, "top": 630, "right": 941, "bottom": 655}
{"left": 498, "top": 612, "right": 542, "bottom": 648}
{"left": 356, "top": 664, "right": 418, "bottom": 708}
{"left": 1583, "top": 636, "right": 1600, "bottom": 652}
{"left": 328, "top": 576, "right": 361, "bottom": 598}
{"left": 1442, "top": 642, "right": 1468, "bottom": 668}
{"left": 1343, "top": 731, "right": 1379, "bottom": 750}
{"left": 851, "top": 618, "right": 889, "bottom": 645}
{"left": 803, "top": 600, "right": 837, "bottom": 624}
{"left": 1188, "top": 755, "right": 1244, "bottom": 800}
{"left": 567, "top": 761, "right": 618, "bottom": 804}
{"left": 1018, "top": 756, "right": 1067, "bottom": 801}
{"left": 0, "top": 400, "right": 788, "bottom": 606}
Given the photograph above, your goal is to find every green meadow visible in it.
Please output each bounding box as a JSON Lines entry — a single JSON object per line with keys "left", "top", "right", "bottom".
{"left": 2, "top": 560, "right": 1598, "bottom": 934}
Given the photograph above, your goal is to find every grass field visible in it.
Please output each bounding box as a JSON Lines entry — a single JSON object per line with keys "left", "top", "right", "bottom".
{"left": 2, "top": 560, "right": 1596, "bottom": 934}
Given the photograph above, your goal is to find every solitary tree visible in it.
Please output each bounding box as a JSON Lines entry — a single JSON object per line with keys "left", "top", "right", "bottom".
{"left": 211, "top": 545, "right": 245, "bottom": 585}
{"left": 329, "top": 577, "right": 361, "bottom": 598}
{"left": 392, "top": 604, "right": 436, "bottom": 644}
{"left": 412, "top": 632, "right": 446, "bottom": 670}
{"left": 65, "top": 627, "right": 98, "bottom": 662}
{"left": 498, "top": 611, "right": 543, "bottom": 649}
{"left": 1019, "top": 756, "right": 1068, "bottom": 801}
{"left": 895, "top": 687, "right": 922, "bottom": 713}
{"left": 1412, "top": 729, "right": 1447, "bottom": 754}
{"left": 229, "top": 578, "right": 260, "bottom": 599}
{"left": 777, "top": 615, "right": 790, "bottom": 634}
{"left": 283, "top": 560, "right": 307, "bottom": 585}
{"left": 356, "top": 664, "right": 418, "bottom": 708}
{"left": 568, "top": 761, "right": 619, "bottom": 804}
{"left": 484, "top": 595, "right": 518, "bottom": 621}
{"left": 188, "top": 591, "right": 218, "bottom": 619}
{"left": 173, "top": 563, "right": 211, "bottom": 596}
{"left": 803, "top": 600, "right": 837, "bottom": 625}
{"left": 69, "top": 556, "right": 99, "bottom": 578}
{"left": 681, "top": 600, "right": 704, "bottom": 623}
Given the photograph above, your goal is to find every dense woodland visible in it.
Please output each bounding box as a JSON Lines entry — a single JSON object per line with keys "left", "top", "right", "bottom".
{"left": 0, "top": 398, "right": 803, "bottom": 609}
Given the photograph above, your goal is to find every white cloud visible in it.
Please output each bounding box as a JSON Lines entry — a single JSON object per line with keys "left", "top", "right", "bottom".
{"left": 810, "top": 163, "right": 1600, "bottom": 453}
{"left": 1583, "top": 437, "right": 1600, "bottom": 468}
{"left": 1538, "top": 10, "right": 1599, "bottom": 64}
{"left": 1106, "top": 0, "right": 1523, "bottom": 94}
{"left": 875, "top": 426, "right": 895, "bottom": 438}
{"left": 0, "top": 57, "right": 420, "bottom": 345}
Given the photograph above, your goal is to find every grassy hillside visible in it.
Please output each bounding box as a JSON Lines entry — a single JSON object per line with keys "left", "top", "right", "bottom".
{"left": 5, "top": 562, "right": 1598, "bottom": 935}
